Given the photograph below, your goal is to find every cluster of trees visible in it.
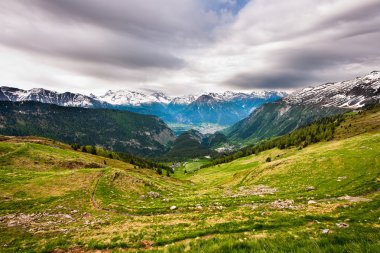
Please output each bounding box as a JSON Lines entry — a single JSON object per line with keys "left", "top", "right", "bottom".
{"left": 71, "top": 143, "right": 172, "bottom": 176}
{"left": 118, "top": 152, "right": 172, "bottom": 176}
{"left": 201, "top": 114, "right": 345, "bottom": 169}
{"left": 71, "top": 144, "right": 120, "bottom": 159}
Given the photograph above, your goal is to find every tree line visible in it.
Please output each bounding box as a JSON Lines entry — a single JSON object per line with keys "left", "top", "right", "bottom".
{"left": 71, "top": 143, "right": 173, "bottom": 176}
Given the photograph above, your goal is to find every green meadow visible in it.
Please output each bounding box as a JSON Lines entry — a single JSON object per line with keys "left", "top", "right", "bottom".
{"left": 0, "top": 108, "right": 379, "bottom": 252}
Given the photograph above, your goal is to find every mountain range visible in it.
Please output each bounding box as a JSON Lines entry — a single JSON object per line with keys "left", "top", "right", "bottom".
{"left": 0, "top": 86, "right": 286, "bottom": 128}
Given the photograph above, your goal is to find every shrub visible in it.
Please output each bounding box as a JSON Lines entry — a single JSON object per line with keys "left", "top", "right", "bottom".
{"left": 71, "top": 143, "right": 80, "bottom": 150}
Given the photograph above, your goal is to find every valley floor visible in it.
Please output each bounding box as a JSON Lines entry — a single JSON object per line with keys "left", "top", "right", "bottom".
{"left": 0, "top": 110, "right": 380, "bottom": 252}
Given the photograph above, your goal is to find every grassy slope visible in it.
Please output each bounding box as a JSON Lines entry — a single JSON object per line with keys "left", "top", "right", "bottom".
{"left": 0, "top": 109, "right": 379, "bottom": 252}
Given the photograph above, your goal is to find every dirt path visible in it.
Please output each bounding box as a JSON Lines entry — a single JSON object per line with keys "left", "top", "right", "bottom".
{"left": 90, "top": 170, "right": 105, "bottom": 209}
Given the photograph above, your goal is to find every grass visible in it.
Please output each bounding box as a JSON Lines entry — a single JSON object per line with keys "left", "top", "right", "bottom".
{"left": 0, "top": 108, "right": 379, "bottom": 252}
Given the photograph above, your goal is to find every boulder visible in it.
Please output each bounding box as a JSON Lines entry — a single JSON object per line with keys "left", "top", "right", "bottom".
{"left": 322, "top": 229, "right": 330, "bottom": 234}
{"left": 147, "top": 191, "right": 160, "bottom": 198}
{"left": 336, "top": 222, "right": 349, "bottom": 228}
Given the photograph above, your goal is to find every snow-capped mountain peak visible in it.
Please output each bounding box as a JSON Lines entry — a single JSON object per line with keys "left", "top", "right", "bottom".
{"left": 96, "top": 90, "right": 171, "bottom": 105}
{"left": 284, "top": 71, "right": 380, "bottom": 108}
{"left": 170, "top": 95, "right": 197, "bottom": 105}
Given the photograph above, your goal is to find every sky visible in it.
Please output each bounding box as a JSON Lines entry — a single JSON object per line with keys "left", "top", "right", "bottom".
{"left": 0, "top": 0, "right": 379, "bottom": 96}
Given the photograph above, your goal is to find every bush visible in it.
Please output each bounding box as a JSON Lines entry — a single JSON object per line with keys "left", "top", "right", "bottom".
{"left": 71, "top": 143, "right": 80, "bottom": 150}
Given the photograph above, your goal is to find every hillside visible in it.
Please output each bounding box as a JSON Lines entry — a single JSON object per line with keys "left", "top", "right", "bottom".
{"left": 0, "top": 105, "right": 379, "bottom": 252}
{"left": 226, "top": 71, "right": 380, "bottom": 143}
{"left": 0, "top": 101, "right": 175, "bottom": 156}
{"left": 226, "top": 102, "right": 347, "bottom": 143}
{"left": 163, "top": 130, "right": 213, "bottom": 161}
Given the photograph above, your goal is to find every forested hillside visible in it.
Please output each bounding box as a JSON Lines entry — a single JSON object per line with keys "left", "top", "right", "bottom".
{"left": 0, "top": 101, "right": 175, "bottom": 156}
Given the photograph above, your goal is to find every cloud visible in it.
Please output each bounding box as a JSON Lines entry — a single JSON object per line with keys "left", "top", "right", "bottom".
{"left": 224, "top": 71, "right": 311, "bottom": 89}
{"left": 219, "top": 0, "right": 380, "bottom": 90}
{"left": 0, "top": 1, "right": 195, "bottom": 70}
{"left": 0, "top": 0, "right": 379, "bottom": 94}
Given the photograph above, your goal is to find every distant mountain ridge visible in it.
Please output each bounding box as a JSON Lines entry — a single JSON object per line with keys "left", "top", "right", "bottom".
{"left": 0, "top": 86, "right": 105, "bottom": 108}
{"left": 226, "top": 71, "right": 380, "bottom": 143}
{"left": 94, "top": 89, "right": 286, "bottom": 106}
{"left": 0, "top": 86, "right": 286, "bottom": 127}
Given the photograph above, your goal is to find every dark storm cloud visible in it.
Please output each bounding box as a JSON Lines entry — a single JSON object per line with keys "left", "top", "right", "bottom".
{"left": 225, "top": 33, "right": 380, "bottom": 89}
{"left": 222, "top": 0, "right": 380, "bottom": 90}
{"left": 0, "top": 30, "right": 185, "bottom": 70}
{"left": 30, "top": 0, "right": 215, "bottom": 45}
{"left": 314, "top": 1, "right": 380, "bottom": 30}
{"left": 0, "top": 0, "right": 214, "bottom": 73}
{"left": 225, "top": 71, "right": 312, "bottom": 89}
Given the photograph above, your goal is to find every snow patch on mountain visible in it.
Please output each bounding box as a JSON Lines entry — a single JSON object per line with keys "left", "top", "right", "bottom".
{"left": 0, "top": 86, "right": 96, "bottom": 107}
{"left": 97, "top": 90, "right": 171, "bottom": 105}
{"left": 170, "top": 95, "right": 197, "bottom": 105}
{"left": 284, "top": 71, "right": 380, "bottom": 109}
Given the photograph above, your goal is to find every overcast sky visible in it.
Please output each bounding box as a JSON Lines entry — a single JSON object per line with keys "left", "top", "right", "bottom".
{"left": 0, "top": 0, "right": 379, "bottom": 95}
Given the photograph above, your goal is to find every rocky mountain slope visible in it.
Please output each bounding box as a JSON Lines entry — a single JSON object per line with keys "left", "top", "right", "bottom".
{"left": 226, "top": 71, "right": 380, "bottom": 143}
{"left": 0, "top": 101, "right": 175, "bottom": 156}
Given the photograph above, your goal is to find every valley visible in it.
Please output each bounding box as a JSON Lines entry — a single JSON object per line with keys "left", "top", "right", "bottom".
{"left": 167, "top": 123, "right": 226, "bottom": 136}
{"left": 0, "top": 104, "right": 379, "bottom": 252}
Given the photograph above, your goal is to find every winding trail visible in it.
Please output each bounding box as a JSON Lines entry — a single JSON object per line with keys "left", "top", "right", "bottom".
{"left": 90, "top": 170, "right": 105, "bottom": 210}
